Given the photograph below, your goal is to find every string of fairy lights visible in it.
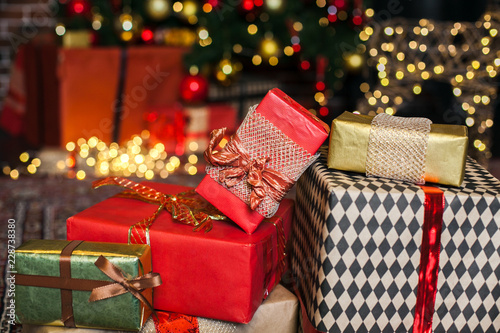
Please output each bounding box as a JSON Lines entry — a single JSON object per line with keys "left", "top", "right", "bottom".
{"left": 356, "top": 10, "right": 500, "bottom": 165}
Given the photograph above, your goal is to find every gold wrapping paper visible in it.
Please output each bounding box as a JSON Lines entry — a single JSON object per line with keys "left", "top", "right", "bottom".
{"left": 328, "top": 112, "right": 468, "bottom": 187}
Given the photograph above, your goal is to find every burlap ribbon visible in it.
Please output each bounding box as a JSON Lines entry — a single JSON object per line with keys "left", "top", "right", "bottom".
{"left": 93, "top": 177, "right": 226, "bottom": 243}
{"left": 204, "top": 127, "right": 294, "bottom": 210}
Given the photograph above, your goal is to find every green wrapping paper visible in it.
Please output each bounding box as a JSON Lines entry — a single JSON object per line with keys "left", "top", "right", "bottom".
{"left": 328, "top": 111, "right": 469, "bottom": 187}
{"left": 15, "top": 240, "right": 154, "bottom": 331}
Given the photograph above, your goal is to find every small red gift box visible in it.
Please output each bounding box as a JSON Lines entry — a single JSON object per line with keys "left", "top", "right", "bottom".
{"left": 67, "top": 181, "right": 293, "bottom": 324}
{"left": 196, "top": 88, "right": 329, "bottom": 234}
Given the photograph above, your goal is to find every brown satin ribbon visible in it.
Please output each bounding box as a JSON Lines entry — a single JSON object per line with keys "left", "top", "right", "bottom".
{"left": 204, "top": 127, "right": 294, "bottom": 210}
{"left": 15, "top": 242, "right": 162, "bottom": 326}
{"left": 89, "top": 255, "right": 161, "bottom": 316}
{"left": 60, "top": 240, "right": 83, "bottom": 327}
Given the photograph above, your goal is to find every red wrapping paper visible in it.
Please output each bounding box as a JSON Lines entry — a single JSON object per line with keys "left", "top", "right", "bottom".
{"left": 66, "top": 183, "right": 293, "bottom": 323}
{"left": 196, "top": 88, "right": 329, "bottom": 234}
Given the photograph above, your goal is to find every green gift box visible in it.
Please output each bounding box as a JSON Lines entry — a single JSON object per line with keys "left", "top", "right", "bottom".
{"left": 15, "top": 240, "right": 160, "bottom": 331}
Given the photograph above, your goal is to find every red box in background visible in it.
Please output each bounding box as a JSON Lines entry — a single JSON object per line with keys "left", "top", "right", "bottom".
{"left": 59, "top": 47, "right": 186, "bottom": 146}
{"left": 147, "top": 103, "right": 238, "bottom": 155}
{"left": 66, "top": 182, "right": 293, "bottom": 324}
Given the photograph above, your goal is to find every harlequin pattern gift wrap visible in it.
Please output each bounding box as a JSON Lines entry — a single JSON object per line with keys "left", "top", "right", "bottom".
{"left": 328, "top": 111, "right": 468, "bottom": 187}
{"left": 22, "top": 284, "right": 299, "bottom": 333}
{"left": 67, "top": 180, "right": 294, "bottom": 324}
{"left": 14, "top": 240, "right": 160, "bottom": 331}
{"left": 291, "top": 147, "right": 500, "bottom": 332}
{"left": 196, "top": 88, "right": 330, "bottom": 234}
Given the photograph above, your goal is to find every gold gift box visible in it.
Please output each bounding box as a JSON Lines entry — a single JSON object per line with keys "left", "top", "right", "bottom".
{"left": 328, "top": 111, "right": 468, "bottom": 187}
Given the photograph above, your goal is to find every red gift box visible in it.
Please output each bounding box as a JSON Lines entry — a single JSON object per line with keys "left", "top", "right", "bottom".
{"left": 196, "top": 88, "right": 329, "bottom": 234}
{"left": 148, "top": 103, "right": 238, "bottom": 154}
{"left": 66, "top": 182, "right": 293, "bottom": 323}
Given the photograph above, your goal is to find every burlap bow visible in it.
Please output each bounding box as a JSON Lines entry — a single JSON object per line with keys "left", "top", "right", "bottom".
{"left": 89, "top": 255, "right": 162, "bottom": 315}
{"left": 204, "top": 128, "right": 294, "bottom": 210}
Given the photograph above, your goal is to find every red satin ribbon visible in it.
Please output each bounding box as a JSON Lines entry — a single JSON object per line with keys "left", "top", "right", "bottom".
{"left": 204, "top": 127, "right": 294, "bottom": 210}
{"left": 413, "top": 186, "right": 445, "bottom": 333}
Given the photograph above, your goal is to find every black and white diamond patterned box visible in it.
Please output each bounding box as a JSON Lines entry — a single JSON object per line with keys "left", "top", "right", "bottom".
{"left": 290, "top": 147, "right": 500, "bottom": 333}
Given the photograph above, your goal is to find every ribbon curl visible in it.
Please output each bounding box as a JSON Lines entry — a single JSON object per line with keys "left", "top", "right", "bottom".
{"left": 89, "top": 255, "right": 162, "bottom": 316}
{"left": 204, "top": 128, "right": 294, "bottom": 210}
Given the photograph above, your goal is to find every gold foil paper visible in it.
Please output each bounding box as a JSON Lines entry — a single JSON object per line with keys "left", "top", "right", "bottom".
{"left": 328, "top": 112, "right": 468, "bottom": 187}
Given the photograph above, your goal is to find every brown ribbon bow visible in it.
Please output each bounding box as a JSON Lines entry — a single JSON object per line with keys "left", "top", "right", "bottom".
{"left": 89, "top": 255, "right": 162, "bottom": 315}
{"left": 93, "top": 177, "right": 226, "bottom": 243}
{"left": 204, "top": 128, "right": 294, "bottom": 210}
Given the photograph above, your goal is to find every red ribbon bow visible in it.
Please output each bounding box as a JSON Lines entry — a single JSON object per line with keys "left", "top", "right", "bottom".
{"left": 204, "top": 128, "right": 294, "bottom": 210}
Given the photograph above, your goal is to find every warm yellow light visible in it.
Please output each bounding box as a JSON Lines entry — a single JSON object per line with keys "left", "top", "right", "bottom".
{"left": 483, "top": 47, "right": 490, "bottom": 55}
{"left": 486, "top": 119, "right": 494, "bottom": 127}
{"left": 373, "top": 90, "right": 382, "bottom": 98}
{"left": 466, "top": 71, "right": 474, "bottom": 79}
{"left": 314, "top": 92, "right": 325, "bottom": 103}
{"left": 188, "top": 154, "right": 198, "bottom": 164}
{"left": 293, "top": 21, "right": 303, "bottom": 32}
{"left": 183, "top": 0, "right": 197, "bottom": 16}
{"left": 413, "top": 85, "right": 422, "bottom": 95}
{"left": 365, "top": 27, "right": 374, "bottom": 36}
{"left": 269, "top": 56, "right": 279, "bottom": 66}
{"left": 395, "top": 26, "right": 404, "bottom": 34}
{"left": 482, "top": 96, "right": 490, "bottom": 105}
{"left": 138, "top": 164, "right": 148, "bottom": 173}
{"left": 10, "top": 169, "right": 19, "bottom": 180}
{"left": 385, "top": 107, "right": 395, "bottom": 115}
{"left": 233, "top": 44, "right": 242, "bottom": 53}
{"left": 380, "top": 78, "right": 389, "bottom": 86}
{"left": 421, "top": 28, "right": 429, "bottom": 36}
{"left": 490, "top": 29, "right": 498, "bottom": 37}
{"left": 166, "top": 163, "right": 175, "bottom": 172}
{"left": 472, "top": 60, "right": 480, "bottom": 69}
{"left": 261, "top": 38, "right": 279, "bottom": 57}
{"left": 365, "top": 8, "right": 374, "bottom": 17}
{"left": 407, "top": 64, "right": 416, "bottom": 72}
{"left": 170, "top": 156, "right": 181, "bottom": 167}
{"left": 252, "top": 55, "right": 262, "bottom": 65}
{"left": 318, "top": 17, "right": 329, "bottom": 27}
{"left": 421, "top": 71, "right": 430, "bottom": 80}
{"left": 474, "top": 95, "right": 481, "bottom": 103}
{"left": 394, "top": 96, "right": 403, "bottom": 105}
{"left": 397, "top": 52, "right": 405, "bottom": 61}
{"left": 413, "top": 26, "right": 421, "bottom": 34}
{"left": 381, "top": 95, "right": 389, "bottom": 104}
{"left": 481, "top": 37, "right": 490, "bottom": 46}
{"left": 145, "top": 170, "right": 154, "bottom": 180}
{"left": 360, "top": 82, "right": 370, "bottom": 93}
{"left": 76, "top": 170, "right": 86, "bottom": 180}
{"left": 96, "top": 141, "right": 106, "bottom": 151}
{"left": 409, "top": 41, "right": 417, "bottom": 49}
{"left": 284, "top": 46, "right": 294, "bottom": 56}
{"left": 188, "top": 141, "right": 199, "bottom": 151}
{"left": 149, "top": 148, "right": 159, "bottom": 159}
{"left": 2, "top": 166, "right": 11, "bottom": 175}
{"left": 56, "top": 160, "right": 66, "bottom": 170}
{"left": 465, "top": 117, "right": 474, "bottom": 127}
{"left": 369, "top": 48, "right": 378, "bottom": 57}
{"left": 135, "top": 155, "right": 145, "bottom": 164}
{"left": 19, "top": 152, "right": 29, "bottom": 163}
{"left": 247, "top": 24, "right": 258, "bottom": 35}
{"left": 66, "top": 142, "right": 76, "bottom": 152}
{"left": 198, "top": 28, "right": 209, "bottom": 40}
{"left": 359, "top": 31, "right": 369, "bottom": 41}
{"left": 188, "top": 165, "right": 197, "bottom": 175}
{"left": 133, "top": 136, "right": 142, "bottom": 146}
{"left": 417, "top": 62, "right": 426, "bottom": 70}
{"left": 27, "top": 164, "right": 36, "bottom": 174}
{"left": 455, "top": 74, "right": 464, "bottom": 83}
{"left": 368, "top": 97, "right": 377, "bottom": 105}
{"left": 160, "top": 170, "right": 169, "bottom": 179}
{"left": 79, "top": 150, "right": 89, "bottom": 158}
{"left": 347, "top": 54, "right": 363, "bottom": 68}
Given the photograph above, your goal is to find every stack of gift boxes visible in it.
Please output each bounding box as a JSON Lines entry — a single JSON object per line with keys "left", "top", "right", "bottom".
{"left": 14, "top": 89, "right": 500, "bottom": 333}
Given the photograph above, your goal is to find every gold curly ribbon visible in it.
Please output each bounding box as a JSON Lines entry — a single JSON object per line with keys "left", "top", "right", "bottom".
{"left": 93, "top": 177, "right": 227, "bottom": 244}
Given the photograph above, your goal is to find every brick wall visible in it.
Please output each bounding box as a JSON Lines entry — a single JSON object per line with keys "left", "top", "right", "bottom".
{"left": 0, "top": 0, "right": 55, "bottom": 110}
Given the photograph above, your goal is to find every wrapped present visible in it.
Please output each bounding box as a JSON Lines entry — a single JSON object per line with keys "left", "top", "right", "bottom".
{"left": 291, "top": 147, "right": 500, "bottom": 332}
{"left": 15, "top": 240, "right": 161, "bottom": 331}
{"left": 196, "top": 88, "right": 330, "bottom": 234}
{"left": 59, "top": 47, "right": 186, "bottom": 145}
{"left": 23, "top": 284, "right": 299, "bottom": 333}
{"left": 328, "top": 111, "right": 468, "bottom": 186}
{"left": 147, "top": 103, "right": 238, "bottom": 154}
{"left": 67, "top": 179, "right": 294, "bottom": 323}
